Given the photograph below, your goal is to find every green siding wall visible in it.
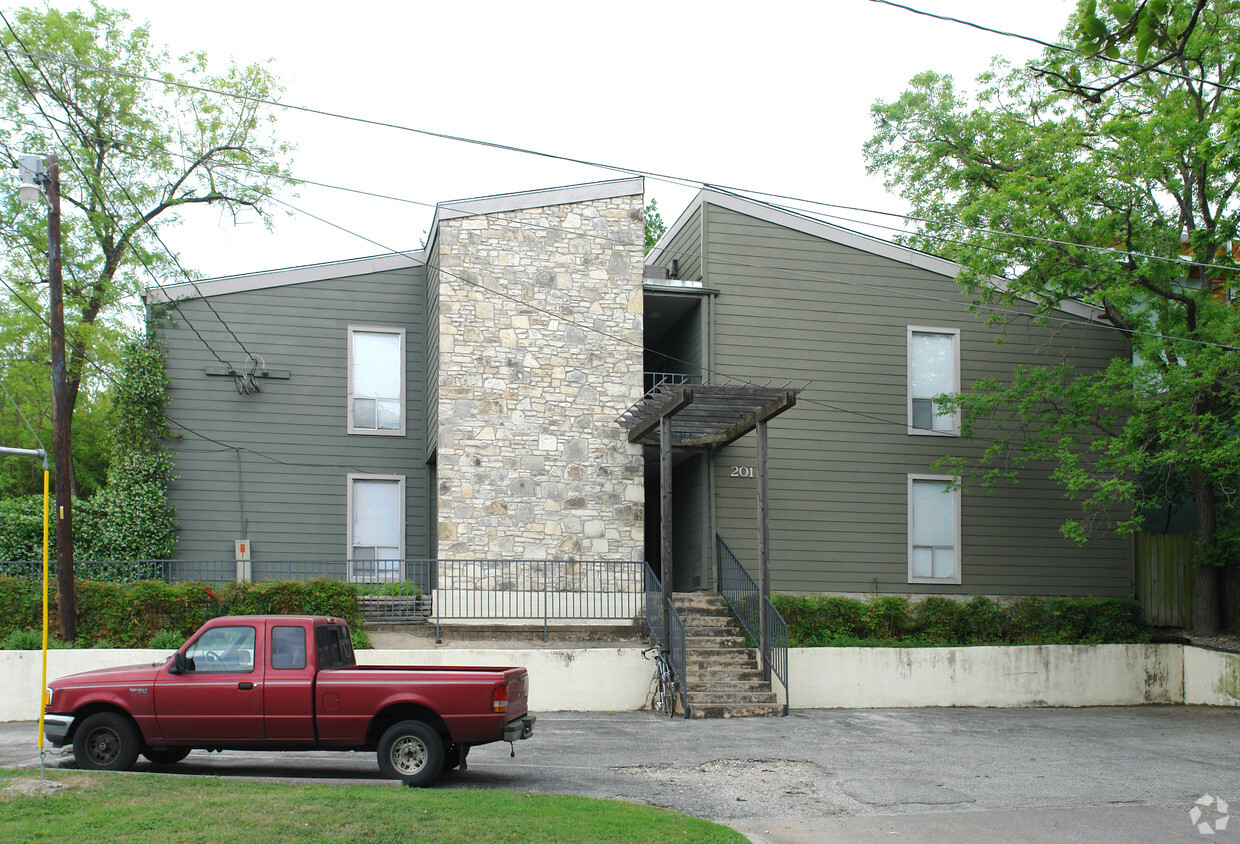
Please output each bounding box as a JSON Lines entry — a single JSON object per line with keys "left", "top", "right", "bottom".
{"left": 701, "top": 203, "right": 1132, "bottom": 597}
{"left": 154, "top": 266, "right": 430, "bottom": 565}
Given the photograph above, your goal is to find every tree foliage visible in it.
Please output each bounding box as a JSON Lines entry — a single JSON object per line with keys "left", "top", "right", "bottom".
{"left": 865, "top": 0, "right": 1240, "bottom": 634}
{"left": 644, "top": 198, "right": 666, "bottom": 254}
{"left": 0, "top": 1, "right": 293, "bottom": 493}
{"left": 0, "top": 332, "right": 176, "bottom": 561}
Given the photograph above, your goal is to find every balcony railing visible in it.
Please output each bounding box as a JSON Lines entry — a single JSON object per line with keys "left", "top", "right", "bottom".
{"left": 644, "top": 371, "right": 701, "bottom": 392}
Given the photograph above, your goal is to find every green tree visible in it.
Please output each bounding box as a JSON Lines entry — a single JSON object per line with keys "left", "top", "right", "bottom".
{"left": 0, "top": 1, "right": 294, "bottom": 495}
{"left": 865, "top": 0, "right": 1240, "bottom": 634}
{"left": 644, "top": 198, "right": 666, "bottom": 254}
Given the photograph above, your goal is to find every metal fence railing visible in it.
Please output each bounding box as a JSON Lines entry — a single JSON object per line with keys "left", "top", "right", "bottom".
{"left": 0, "top": 558, "right": 648, "bottom": 638}
{"left": 717, "top": 536, "right": 789, "bottom": 715}
{"left": 643, "top": 562, "right": 689, "bottom": 718}
{"left": 643, "top": 371, "right": 701, "bottom": 392}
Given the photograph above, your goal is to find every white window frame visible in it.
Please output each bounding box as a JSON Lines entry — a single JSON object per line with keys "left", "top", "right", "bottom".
{"left": 907, "top": 326, "right": 961, "bottom": 436}
{"left": 907, "top": 474, "right": 962, "bottom": 585}
{"left": 346, "top": 473, "right": 405, "bottom": 582}
{"left": 347, "top": 325, "right": 406, "bottom": 436}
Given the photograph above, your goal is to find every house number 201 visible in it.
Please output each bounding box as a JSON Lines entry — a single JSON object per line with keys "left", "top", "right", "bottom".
{"left": 730, "top": 466, "right": 754, "bottom": 478}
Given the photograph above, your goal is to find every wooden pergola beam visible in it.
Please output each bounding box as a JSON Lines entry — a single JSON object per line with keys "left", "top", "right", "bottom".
{"left": 625, "top": 386, "right": 694, "bottom": 444}
{"left": 675, "top": 391, "right": 798, "bottom": 448}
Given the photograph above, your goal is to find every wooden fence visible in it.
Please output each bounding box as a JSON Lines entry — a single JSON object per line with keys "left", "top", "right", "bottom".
{"left": 1134, "top": 532, "right": 1194, "bottom": 627}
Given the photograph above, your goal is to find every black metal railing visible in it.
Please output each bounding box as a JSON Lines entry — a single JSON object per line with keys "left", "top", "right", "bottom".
{"left": 0, "top": 558, "right": 647, "bottom": 640}
{"left": 717, "top": 536, "right": 789, "bottom": 715}
{"left": 643, "top": 562, "right": 689, "bottom": 718}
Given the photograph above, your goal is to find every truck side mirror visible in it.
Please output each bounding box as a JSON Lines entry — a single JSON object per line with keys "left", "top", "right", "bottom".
{"left": 170, "top": 652, "right": 192, "bottom": 674}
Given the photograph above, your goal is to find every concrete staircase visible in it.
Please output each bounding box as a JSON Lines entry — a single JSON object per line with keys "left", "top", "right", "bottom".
{"left": 673, "top": 593, "right": 784, "bottom": 718}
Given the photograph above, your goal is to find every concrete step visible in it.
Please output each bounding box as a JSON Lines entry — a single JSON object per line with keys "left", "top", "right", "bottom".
{"left": 688, "top": 702, "right": 784, "bottom": 719}
{"left": 686, "top": 691, "right": 779, "bottom": 707}
{"left": 686, "top": 668, "right": 767, "bottom": 684}
{"left": 686, "top": 635, "right": 748, "bottom": 649}
{"left": 686, "top": 681, "right": 775, "bottom": 696}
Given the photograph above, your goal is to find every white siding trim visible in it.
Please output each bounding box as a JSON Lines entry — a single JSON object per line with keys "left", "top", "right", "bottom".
{"left": 347, "top": 325, "right": 406, "bottom": 437}
{"left": 143, "top": 252, "right": 425, "bottom": 303}
{"left": 908, "top": 474, "right": 962, "bottom": 585}
{"left": 907, "top": 326, "right": 961, "bottom": 437}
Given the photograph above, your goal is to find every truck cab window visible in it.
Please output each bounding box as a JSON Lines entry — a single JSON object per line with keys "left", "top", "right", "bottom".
{"left": 271, "top": 626, "right": 307, "bottom": 670}
{"left": 185, "top": 625, "right": 256, "bottom": 673}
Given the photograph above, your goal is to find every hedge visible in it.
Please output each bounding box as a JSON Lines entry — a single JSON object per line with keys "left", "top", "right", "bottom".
{"left": 771, "top": 594, "right": 1150, "bottom": 647}
{"left": 0, "top": 577, "right": 370, "bottom": 650}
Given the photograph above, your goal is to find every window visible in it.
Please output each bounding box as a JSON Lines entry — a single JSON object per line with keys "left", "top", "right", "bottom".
{"left": 347, "top": 474, "right": 404, "bottom": 581}
{"left": 908, "top": 475, "right": 961, "bottom": 584}
{"left": 270, "top": 626, "right": 307, "bottom": 670}
{"left": 908, "top": 327, "right": 960, "bottom": 435}
{"left": 185, "top": 625, "right": 256, "bottom": 673}
{"left": 348, "top": 326, "right": 405, "bottom": 435}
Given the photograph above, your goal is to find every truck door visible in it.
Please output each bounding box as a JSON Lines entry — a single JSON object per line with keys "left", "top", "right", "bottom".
{"left": 155, "top": 622, "right": 265, "bottom": 741}
{"left": 264, "top": 623, "right": 316, "bottom": 742}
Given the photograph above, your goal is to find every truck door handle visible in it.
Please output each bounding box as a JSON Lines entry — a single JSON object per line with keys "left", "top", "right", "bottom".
{"left": 238, "top": 682, "right": 254, "bottom": 690}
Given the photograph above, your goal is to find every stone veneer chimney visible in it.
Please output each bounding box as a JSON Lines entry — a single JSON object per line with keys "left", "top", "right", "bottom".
{"left": 434, "top": 183, "right": 645, "bottom": 561}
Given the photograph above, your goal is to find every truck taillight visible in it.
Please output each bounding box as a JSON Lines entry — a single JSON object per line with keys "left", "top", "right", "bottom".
{"left": 492, "top": 683, "right": 508, "bottom": 713}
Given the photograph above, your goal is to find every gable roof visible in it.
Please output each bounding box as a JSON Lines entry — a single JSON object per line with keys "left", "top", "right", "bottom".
{"left": 143, "top": 251, "right": 425, "bottom": 304}
{"left": 647, "top": 187, "right": 1101, "bottom": 322}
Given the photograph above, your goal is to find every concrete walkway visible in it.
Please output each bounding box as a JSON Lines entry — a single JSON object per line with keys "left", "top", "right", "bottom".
{"left": 3, "top": 706, "right": 1239, "bottom": 843}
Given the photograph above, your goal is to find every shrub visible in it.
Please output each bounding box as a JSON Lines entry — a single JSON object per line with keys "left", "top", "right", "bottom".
{"left": 0, "top": 629, "right": 69, "bottom": 650}
{"left": 0, "top": 577, "right": 369, "bottom": 649}
{"left": 149, "top": 629, "right": 186, "bottom": 649}
{"left": 777, "top": 593, "right": 1149, "bottom": 647}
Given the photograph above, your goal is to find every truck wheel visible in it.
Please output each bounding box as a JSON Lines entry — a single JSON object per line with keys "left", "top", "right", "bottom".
{"left": 73, "top": 712, "right": 141, "bottom": 772}
{"left": 377, "top": 720, "right": 444, "bottom": 787}
{"left": 142, "top": 747, "right": 191, "bottom": 765}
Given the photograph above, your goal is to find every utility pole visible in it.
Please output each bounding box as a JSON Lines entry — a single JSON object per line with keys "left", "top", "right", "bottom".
{"left": 20, "top": 153, "right": 73, "bottom": 641}
{"left": 46, "top": 156, "right": 74, "bottom": 642}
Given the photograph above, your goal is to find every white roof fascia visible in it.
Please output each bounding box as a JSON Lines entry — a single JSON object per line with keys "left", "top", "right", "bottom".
{"left": 143, "top": 251, "right": 426, "bottom": 304}
{"left": 428, "top": 177, "right": 645, "bottom": 233}
{"left": 649, "top": 187, "right": 1101, "bottom": 323}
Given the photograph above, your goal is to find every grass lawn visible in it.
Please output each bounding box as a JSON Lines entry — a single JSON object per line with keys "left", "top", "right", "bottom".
{"left": 0, "top": 769, "right": 744, "bottom": 843}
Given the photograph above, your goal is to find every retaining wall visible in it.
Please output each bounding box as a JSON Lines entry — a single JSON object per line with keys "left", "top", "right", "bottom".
{"left": 2, "top": 644, "right": 1236, "bottom": 722}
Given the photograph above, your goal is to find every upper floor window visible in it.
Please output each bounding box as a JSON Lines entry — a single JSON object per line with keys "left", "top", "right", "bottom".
{"left": 348, "top": 326, "right": 405, "bottom": 435}
{"left": 908, "top": 327, "right": 960, "bottom": 435}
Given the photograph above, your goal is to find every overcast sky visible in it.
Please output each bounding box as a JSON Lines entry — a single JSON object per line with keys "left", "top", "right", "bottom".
{"left": 76, "top": 0, "right": 1075, "bottom": 280}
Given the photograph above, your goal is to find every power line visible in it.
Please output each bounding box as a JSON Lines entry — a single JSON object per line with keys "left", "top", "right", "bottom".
{"left": 865, "top": 0, "right": 1240, "bottom": 95}
{"left": 0, "top": 13, "right": 257, "bottom": 370}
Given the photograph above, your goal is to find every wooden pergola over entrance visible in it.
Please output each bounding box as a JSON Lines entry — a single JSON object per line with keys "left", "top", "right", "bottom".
{"left": 618, "top": 383, "right": 800, "bottom": 661}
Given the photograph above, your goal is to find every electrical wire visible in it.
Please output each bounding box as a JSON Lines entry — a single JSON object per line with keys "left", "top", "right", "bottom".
{"left": 0, "top": 12, "right": 256, "bottom": 369}
{"left": 865, "top": 0, "right": 1240, "bottom": 95}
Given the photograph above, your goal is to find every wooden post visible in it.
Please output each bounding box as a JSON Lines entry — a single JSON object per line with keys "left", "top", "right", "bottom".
{"left": 756, "top": 419, "right": 770, "bottom": 681}
{"left": 660, "top": 415, "right": 673, "bottom": 647}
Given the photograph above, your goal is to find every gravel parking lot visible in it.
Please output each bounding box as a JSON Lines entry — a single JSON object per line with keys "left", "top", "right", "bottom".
{"left": 4, "top": 706, "right": 1239, "bottom": 843}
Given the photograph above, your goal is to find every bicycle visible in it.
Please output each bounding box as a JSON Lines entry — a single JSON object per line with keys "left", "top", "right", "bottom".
{"left": 642, "top": 646, "right": 677, "bottom": 716}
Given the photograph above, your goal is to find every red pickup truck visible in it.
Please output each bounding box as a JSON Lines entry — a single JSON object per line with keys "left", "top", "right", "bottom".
{"left": 42, "top": 614, "right": 535, "bottom": 786}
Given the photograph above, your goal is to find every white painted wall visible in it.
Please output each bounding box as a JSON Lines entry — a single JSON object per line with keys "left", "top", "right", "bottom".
{"left": 1184, "top": 647, "right": 1240, "bottom": 707}
{"left": 2, "top": 644, "right": 1235, "bottom": 723}
{"left": 786, "top": 644, "right": 1184, "bottom": 709}
{"left": 0, "top": 647, "right": 653, "bottom": 722}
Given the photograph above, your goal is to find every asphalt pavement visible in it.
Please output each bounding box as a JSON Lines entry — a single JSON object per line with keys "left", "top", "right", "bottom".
{"left": 3, "top": 706, "right": 1239, "bottom": 843}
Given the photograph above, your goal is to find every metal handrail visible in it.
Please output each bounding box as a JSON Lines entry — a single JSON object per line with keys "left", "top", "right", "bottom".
{"left": 717, "top": 536, "right": 789, "bottom": 715}
{"left": 643, "top": 562, "right": 690, "bottom": 718}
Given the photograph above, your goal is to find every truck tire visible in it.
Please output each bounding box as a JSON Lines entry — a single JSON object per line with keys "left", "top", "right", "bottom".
{"left": 377, "top": 720, "right": 444, "bottom": 787}
{"left": 142, "top": 747, "right": 192, "bottom": 765}
{"left": 73, "top": 712, "right": 141, "bottom": 772}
